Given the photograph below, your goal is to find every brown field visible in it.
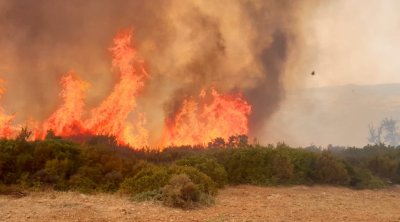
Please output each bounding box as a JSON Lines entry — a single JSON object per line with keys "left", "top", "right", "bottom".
{"left": 1, "top": 185, "right": 400, "bottom": 222}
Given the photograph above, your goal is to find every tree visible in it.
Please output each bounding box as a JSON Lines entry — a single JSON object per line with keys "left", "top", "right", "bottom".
{"left": 381, "top": 118, "right": 400, "bottom": 146}
{"left": 207, "top": 137, "right": 225, "bottom": 148}
{"left": 16, "top": 127, "right": 32, "bottom": 142}
{"left": 368, "top": 118, "right": 400, "bottom": 147}
{"left": 368, "top": 123, "right": 382, "bottom": 145}
{"left": 227, "top": 135, "right": 248, "bottom": 148}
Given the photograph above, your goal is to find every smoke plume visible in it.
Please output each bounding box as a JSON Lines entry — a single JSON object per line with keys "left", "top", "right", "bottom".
{"left": 0, "top": 0, "right": 317, "bottom": 145}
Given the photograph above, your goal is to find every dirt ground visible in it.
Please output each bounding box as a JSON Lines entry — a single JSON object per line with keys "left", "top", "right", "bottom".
{"left": 1, "top": 185, "right": 400, "bottom": 222}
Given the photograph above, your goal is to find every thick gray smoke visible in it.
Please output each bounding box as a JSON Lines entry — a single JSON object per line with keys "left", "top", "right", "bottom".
{"left": 0, "top": 0, "right": 316, "bottom": 141}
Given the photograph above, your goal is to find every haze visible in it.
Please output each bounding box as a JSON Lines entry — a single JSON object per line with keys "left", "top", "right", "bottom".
{"left": 265, "top": 0, "right": 400, "bottom": 147}
{"left": 0, "top": 0, "right": 399, "bottom": 147}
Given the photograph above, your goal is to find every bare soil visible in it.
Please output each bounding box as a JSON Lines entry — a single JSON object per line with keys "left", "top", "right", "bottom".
{"left": 1, "top": 185, "right": 400, "bottom": 222}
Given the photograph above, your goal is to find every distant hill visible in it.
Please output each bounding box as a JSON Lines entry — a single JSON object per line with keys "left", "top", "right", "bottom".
{"left": 261, "top": 83, "right": 400, "bottom": 147}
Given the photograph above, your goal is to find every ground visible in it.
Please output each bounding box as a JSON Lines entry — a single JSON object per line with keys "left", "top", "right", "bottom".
{"left": 1, "top": 185, "right": 400, "bottom": 222}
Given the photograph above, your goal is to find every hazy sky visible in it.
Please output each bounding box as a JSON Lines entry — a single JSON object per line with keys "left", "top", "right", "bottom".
{"left": 301, "top": 0, "right": 400, "bottom": 88}
{"left": 262, "top": 0, "right": 400, "bottom": 147}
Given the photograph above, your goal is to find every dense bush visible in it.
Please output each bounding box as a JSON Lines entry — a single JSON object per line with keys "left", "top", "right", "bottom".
{"left": 175, "top": 156, "right": 227, "bottom": 187}
{"left": 0, "top": 138, "right": 81, "bottom": 186}
{"left": 1, "top": 134, "right": 400, "bottom": 209}
{"left": 120, "top": 165, "right": 170, "bottom": 195}
{"left": 221, "top": 147, "right": 318, "bottom": 185}
{"left": 223, "top": 148, "right": 271, "bottom": 185}
{"left": 313, "top": 152, "right": 350, "bottom": 185}
{"left": 122, "top": 165, "right": 217, "bottom": 208}
{"left": 101, "top": 171, "right": 123, "bottom": 192}
{"left": 168, "top": 165, "right": 217, "bottom": 195}
{"left": 346, "top": 165, "right": 386, "bottom": 189}
{"left": 162, "top": 174, "right": 201, "bottom": 208}
{"left": 331, "top": 144, "right": 400, "bottom": 184}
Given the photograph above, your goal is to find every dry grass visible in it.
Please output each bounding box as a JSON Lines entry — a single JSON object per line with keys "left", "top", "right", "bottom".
{"left": 1, "top": 185, "right": 400, "bottom": 222}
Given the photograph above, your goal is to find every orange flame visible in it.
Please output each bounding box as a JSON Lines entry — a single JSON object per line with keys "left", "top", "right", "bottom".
{"left": 85, "top": 28, "right": 149, "bottom": 147}
{"left": 0, "top": 79, "right": 15, "bottom": 138}
{"left": 0, "top": 28, "right": 252, "bottom": 149}
{"left": 161, "top": 88, "right": 251, "bottom": 146}
{"left": 43, "top": 71, "right": 88, "bottom": 137}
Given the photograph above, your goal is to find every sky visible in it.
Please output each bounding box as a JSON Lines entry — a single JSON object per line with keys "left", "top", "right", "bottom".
{"left": 261, "top": 0, "right": 400, "bottom": 147}
{"left": 296, "top": 0, "right": 400, "bottom": 89}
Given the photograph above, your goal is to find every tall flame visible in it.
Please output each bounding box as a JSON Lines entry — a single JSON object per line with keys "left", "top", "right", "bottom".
{"left": 43, "top": 71, "right": 88, "bottom": 137}
{"left": 85, "top": 29, "right": 149, "bottom": 147}
{"left": 0, "top": 79, "right": 15, "bottom": 138}
{"left": 161, "top": 88, "right": 251, "bottom": 146}
{"left": 0, "top": 28, "right": 252, "bottom": 149}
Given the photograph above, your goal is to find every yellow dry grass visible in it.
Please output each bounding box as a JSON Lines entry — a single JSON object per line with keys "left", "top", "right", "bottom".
{"left": 1, "top": 185, "right": 399, "bottom": 222}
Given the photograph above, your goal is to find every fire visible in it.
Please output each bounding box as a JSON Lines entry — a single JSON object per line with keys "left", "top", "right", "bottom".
{"left": 84, "top": 28, "right": 149, "bottom": 147}
{"left": 43, "top": 71, "right": 88, "bottom": 137}
{"left": 0, "top": 28, "right": 252, "bottom": 149}
{"left": 161, "top": 88, "right": 251, "bottom": 146}
{"left": 0, "top": 79, "right": 15, "bottom": 138}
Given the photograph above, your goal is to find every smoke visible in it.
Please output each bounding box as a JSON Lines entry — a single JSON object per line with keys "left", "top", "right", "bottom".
{"left": 259, "top": 0, "right": 400, "bottom": 147}
{"left": 0, "top": 0, "right": 317, "bottom": 144}
{"left": 0, "top": 0, "right": 173, "bottom": 122}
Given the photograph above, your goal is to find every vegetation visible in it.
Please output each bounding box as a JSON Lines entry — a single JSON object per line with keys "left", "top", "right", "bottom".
{"left": 1, "top": 131, "right": 400, "bottom": 208}
{"left": 162, "top": 174, "right": 208, "bottom": 209}
{"left": 368, "top": 117, "right": 400, "bottom": 146}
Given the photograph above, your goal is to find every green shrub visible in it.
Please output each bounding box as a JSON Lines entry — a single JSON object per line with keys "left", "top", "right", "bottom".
{"left": 168, "top": 165, "right": 217, "bottom": 195}
{"left": 73, "top": 165, "right": 103, "bottom": 183}
{"left": 314, "top": 152, "right": 350, "bottom": 185}
{"left": 347, "top": 166, "right": 386, "bottom": 189}
{"left": 15, "top": 152, "right": 34, "bottom": 174}
{"left": 32, "top": 158, "right": 74, "bottom": 188}
{"left": 68, "top": 165, "right": 103, "bottom": 193}
{"left": 33, "top": 169, "right": 58, "bottom": 184}
{"left": 44, "top": 159, "right": 71, "bottom": 180}
{"left": 223, "top": 148, "right": 272, "bottom": 185}
{"left": 1, "top": 136, "right": 399, "bottom": 194}
{"left": 363, "top": 175, "right": 387, "bottom": 189}
{"left": 368, "top": 155, "right": 398, "bottom": 180}
{"left": 17, "top": 172, "right": 31, "bottom": 188}
{"left": 69, "top": 174, "right": 97, "bottom": 193}
{"left": 33, "top": 140, "right": 81, "bottom": 172}
{"left": 162, "top": 174, "right": 200, "bottom": 209}
{"left": 100, "top": 171, "right": 123, "bottom": 193}
{"left": 270, "top": 152, "right": 294, "bottom": 183}
{"left": 129, "top": 160, "right": 154, "bottom": 178}
{"left": 120, "top": 166, "right": 170, "bottom": 195}
{"left": 287, "top": 150, "right": 318, "bottom": 184}
{"left": 176, "top": 156, "right": 228, "bottom": 187}
{"left": 131, "top": 189, "right": 163, "bottom": 202}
